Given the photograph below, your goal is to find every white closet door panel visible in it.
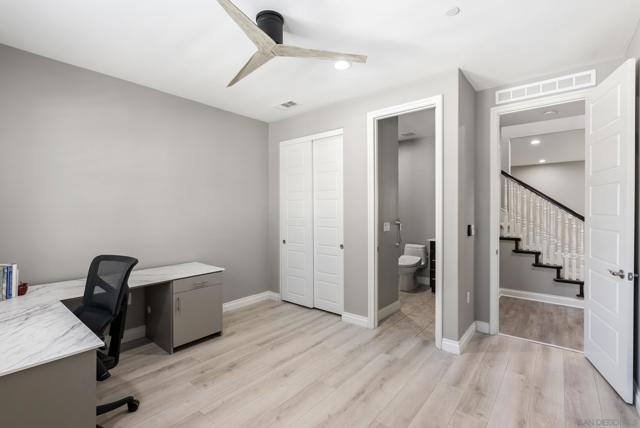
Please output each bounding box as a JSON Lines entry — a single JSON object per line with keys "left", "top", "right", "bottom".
{"left": 280, "top": 141, "right": 314, "bottom": 308}
{"left": 584, "top": 58, "right": 636, "bottom": 403}
{"left": 313, "top": 135, "right": 344, "bottom": 314}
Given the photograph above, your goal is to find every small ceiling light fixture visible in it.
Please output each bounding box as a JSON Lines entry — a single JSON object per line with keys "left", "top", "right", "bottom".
{"left": 530, "top": 139, "right": 541, "bottom": 145}
{"left": 543, "top": 109, "right": 558, "bottom": 115}
{"left": 539, "top": 159, "right": 546, "bottom": 163}
{"left": 446, "top": 6, "right": 461, "bottom": 16}
{"left": 334, "top": 60, "right": 351, "bottom": 70}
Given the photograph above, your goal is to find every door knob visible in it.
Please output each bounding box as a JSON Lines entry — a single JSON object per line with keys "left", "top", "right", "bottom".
{"left": 282, "top": 240, "right": 286, "bottom": 244}
{"left": 339, "top": 244, "right": 344, "bottom": 249}
{"left": 608, "top": 269, "right": 625, "bottom": 279}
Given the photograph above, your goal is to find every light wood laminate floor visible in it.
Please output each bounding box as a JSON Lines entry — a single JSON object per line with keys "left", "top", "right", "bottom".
{"left": 500, "top": 296, "right": 584, "bottom": 351}
{"left": 97, "top": 297, "right": 637, "bottom": 428}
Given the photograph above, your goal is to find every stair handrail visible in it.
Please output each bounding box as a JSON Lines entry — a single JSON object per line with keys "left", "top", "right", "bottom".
{"left": 501, "top": 170, "right": 584, "bottom": 221}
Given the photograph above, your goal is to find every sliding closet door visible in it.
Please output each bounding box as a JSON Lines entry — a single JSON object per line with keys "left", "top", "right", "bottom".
{"left": 280, "top": 141, "right": 314, "bottom": 308}
{"left": 312, "top": 135, "right": 344, "bottom": 314}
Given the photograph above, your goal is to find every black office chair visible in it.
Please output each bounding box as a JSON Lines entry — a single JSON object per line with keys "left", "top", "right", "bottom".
{"left": 73, "top": 255, "right": 140, "bottom": 428}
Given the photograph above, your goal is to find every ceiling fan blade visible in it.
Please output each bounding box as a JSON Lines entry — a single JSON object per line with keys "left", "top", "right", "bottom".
{"left": 216, "top": 0, "right": 275, "bottom": 52}
{"left": 272, "top": 45, "right": 367, "bottom": 63}
{"left": 227, "top": 51, "right": 274, "bottom": 87}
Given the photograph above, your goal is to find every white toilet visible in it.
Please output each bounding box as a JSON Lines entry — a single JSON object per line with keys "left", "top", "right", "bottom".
{"left": 398, "top": 243, "right": 428, "bottom": 291}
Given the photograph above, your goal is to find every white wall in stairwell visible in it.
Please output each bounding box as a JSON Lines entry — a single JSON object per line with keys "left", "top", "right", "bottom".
{"left": 510, "top": 161, "right": 585, "bottom": 216}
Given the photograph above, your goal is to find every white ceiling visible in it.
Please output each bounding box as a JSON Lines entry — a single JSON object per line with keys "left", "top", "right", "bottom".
{"left": 501, "top": 101, "right": 585, "bottom": 127}
{"left": 0, "top": 0, "right": 638, "bottom": 122}
{"left": 511, "top": 129, "right": 585, "bottom": 166}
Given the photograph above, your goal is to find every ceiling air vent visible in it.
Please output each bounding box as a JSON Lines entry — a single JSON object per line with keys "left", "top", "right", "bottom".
{"left": 400, "top": 132, "right": 417, "bottom": 139}
{"left": 274, "top": 100, "right": 299, "bottom": 110}
{"left": 495, "top": 70, "right": 596, "bottom": 105}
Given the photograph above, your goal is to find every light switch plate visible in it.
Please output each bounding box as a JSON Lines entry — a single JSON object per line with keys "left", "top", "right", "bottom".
{"left": 383, "top": 222, "right": 391, "bottom": 232}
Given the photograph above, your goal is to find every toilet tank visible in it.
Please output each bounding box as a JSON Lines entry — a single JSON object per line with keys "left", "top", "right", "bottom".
{"left": 403, "top": 243, "right": 427, "bottom": 265}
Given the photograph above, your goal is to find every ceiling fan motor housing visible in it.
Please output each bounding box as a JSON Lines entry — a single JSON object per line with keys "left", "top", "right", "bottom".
{"left": 256, "top": 10, "right": 284, "bottom": 44}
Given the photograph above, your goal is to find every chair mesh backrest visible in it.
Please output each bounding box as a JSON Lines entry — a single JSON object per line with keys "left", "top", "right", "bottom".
{"left": 82, "top": 255, "right": 139, "bottom": 316}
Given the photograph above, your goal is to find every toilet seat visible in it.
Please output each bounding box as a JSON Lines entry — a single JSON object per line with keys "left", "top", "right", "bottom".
{"left": 399, "top": 255, "right": 421, "bottom": 268}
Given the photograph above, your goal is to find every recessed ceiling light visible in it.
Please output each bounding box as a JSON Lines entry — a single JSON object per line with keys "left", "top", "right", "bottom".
{"left": 530, "top": 139, "right": 541, "bottom": 145}
{"left": 446, "top": 6, "right": 461, "bottom": 16}
{"left": 334, "top": 60, "right": 351, "bottom": 70}
{"left": 539, "top": 159, "right": 546, "bottom": 163}
{"left": 543, "top": 109, "right": 558, "bottom": 115}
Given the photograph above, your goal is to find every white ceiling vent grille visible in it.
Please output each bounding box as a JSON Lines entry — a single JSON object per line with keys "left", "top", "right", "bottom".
{"left": 495, "top": 70, "right": 596, "bottom": 105}
{"left": 274, "top": 100, "right": 299, "bottom": 110}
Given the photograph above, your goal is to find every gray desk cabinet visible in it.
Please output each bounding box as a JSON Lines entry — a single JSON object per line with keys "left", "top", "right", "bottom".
{"left": 146, "top": 272, "right": 223, "bottom": 353}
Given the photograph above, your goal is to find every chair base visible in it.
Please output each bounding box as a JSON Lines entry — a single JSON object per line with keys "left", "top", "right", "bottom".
{"left": 96, "top": 396, "right": 139, "bottom": 427}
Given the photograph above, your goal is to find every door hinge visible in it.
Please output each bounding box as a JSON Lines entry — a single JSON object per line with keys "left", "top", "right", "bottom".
{"left": 628, "top": 272, "right": 638, "bottom": 281}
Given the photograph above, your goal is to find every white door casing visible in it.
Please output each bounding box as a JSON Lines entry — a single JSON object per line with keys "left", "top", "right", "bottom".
{"left": 280, "top": 140, "right": 314, "bottom": 308}
{"left": 313, "top": 135, "right": 344, "bottom": 314}
{"left": 584, "top": 58, "right": 636, "bottom": 403}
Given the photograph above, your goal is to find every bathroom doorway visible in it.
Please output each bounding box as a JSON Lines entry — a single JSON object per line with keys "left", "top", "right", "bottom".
{"left": 366, "top": 96, "right": 443, "bottom": 348}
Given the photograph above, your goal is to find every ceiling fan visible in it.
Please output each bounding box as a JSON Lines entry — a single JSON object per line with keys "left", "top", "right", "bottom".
{"left": 216, "top": 0, "right": 367, "bottom": 87}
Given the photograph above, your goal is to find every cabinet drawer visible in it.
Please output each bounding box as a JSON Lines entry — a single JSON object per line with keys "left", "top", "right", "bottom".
{"left": 173, "top": 284, "right": 222, "bottom": 348}
{"left": 173, "top": 272, "right": 222, "bottom": 294}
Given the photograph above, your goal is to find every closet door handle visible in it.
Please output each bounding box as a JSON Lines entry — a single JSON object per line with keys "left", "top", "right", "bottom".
{"left": 340, "top": 244, "right": 344, "bottom": 249}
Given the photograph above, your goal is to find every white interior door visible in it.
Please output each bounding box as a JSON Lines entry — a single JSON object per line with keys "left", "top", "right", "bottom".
{"left": 584, "top": 58, "right": 636, "bottom": 403}
{"left": 312, "top": 135, "right": 344, "bottom": 314}
{"left": 280, "top": 141, "right": 314, "bottom": 308}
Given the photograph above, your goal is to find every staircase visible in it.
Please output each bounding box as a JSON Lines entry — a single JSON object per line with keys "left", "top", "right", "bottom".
{"left": 500, "top": 170, "right": 584, "bottom": 298}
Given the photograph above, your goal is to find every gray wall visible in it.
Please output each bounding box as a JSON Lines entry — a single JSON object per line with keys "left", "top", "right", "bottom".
{"left": 0, "top": 45, "right": 269, "bottom": 305}
{"left": 500, "top": 241, "right": 580, "bottom": 298}
{"left": 399, "top": 135, "right": 435, "bottom": 275}
{"left": 457, "top": 71, "right": 476, "bottom": 337}
{"left": 378, "top": 117, "right": 400, "bottom": 310}
{"left": 473, "top": 58, "right": 624, "bottom": 325}
{"left": 511, "top": 161, "right": 585, "bottom": 216}
{"left": 625, "top": 18, "right": 640, "bottom": 390}
{"left": 268, "top": 70, "right": 469, "bottom": 340}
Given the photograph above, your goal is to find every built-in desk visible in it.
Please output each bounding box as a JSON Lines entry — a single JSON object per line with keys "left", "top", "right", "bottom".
{"left": 0, "top": 262, "right": 224, "bottom": 428}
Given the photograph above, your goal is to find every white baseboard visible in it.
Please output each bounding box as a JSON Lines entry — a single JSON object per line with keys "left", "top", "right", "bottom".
{"left": 475, "top": 321, "right": 490, "bottom": 334}
{"left": 223, "top": 290, "right": 281, "bottom": 312}
{"left": 341, "top": 311, "right": 369, "bottom": 328}
{"left": 441, "top": 321, "right": 476, "bottom": 355}
{"left": 122, "top": 325, "right": 146, "bottom": 343}
{"left": 500, "top": 288, "right": 584, "bottom": 309}
{"left": 378, "top": 300, "right": 400, "bottom": 321}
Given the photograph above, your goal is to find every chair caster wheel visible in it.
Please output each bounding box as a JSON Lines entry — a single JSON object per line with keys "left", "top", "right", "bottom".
{"left": 127, "top": 399, "right": 139, "bottom": 412}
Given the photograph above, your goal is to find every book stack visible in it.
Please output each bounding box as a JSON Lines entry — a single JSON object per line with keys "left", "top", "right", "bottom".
{"left": 1, "top": 264, "right": 19, "bottom": 300}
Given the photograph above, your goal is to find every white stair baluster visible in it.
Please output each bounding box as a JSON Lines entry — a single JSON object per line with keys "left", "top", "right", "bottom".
{"left": 501, "top": 177, "right": 507, "bottom": 235}
{"left": 563, "top": 214, "right": 571, "bottom": 279}
{"left": 571, "top": 217, "right": 577, "bottom": 280}
{"left": 535, "top": 196, "right": 541, "bottom": 251}
{"left": 556, "top": 209, "right": 562, "bottom": 266}
{"left": 516, "top": 185, "right": 521, "bottom": 238}
{"left": 529, "top": 192, "right": 534, "bottom": 249}
{"left": 522, "top": 189, "right": 528, "bottom": 249}
{"left": 579, "top": 222, "right": 584, "bottom": 281}
{"left": 509, "top": 180, "right": 515, "bottom": 236}
{"left": 552, "top": 206, "right": 556, "bottom": 263}
{"left": 543, "top": 201, "right": 549, "bottom": 263}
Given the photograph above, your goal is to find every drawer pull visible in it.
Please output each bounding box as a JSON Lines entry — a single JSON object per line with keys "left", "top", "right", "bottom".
{"left": 192, "top": 281, "right": 210, "bottom": 288}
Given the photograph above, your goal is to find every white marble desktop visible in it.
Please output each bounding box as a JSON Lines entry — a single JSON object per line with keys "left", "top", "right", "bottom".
{"left": 0, "top": 262, "right": 224, "bottom": 377}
